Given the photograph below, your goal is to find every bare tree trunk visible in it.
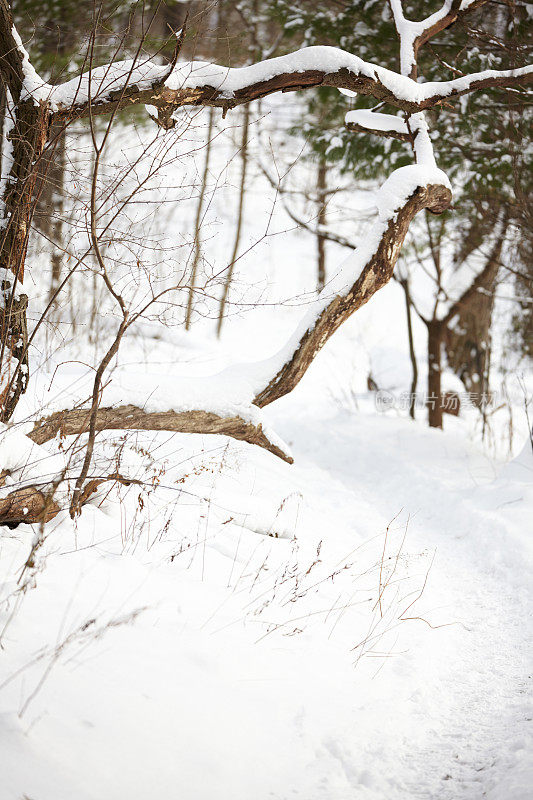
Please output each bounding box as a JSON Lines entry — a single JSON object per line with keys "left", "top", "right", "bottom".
{"left": 217, "top": 103, "right": 250, "bottom": 337}
{"left": 400, "top": 277, "right": 418, "bottom": 420}
{"left": 49, "top": 129, "right": 66, "bottom": 303}
{"left": 185, "top": 106, "right": 214, "bottom": 330}
{"left": 427, "top": 319, "right": 444, "bottom": 429}
{"left": 32, "top": 120, "right": 67, "bottom": 303}
{"left": 316, "top": 157, "right": 327, "bottom": 293}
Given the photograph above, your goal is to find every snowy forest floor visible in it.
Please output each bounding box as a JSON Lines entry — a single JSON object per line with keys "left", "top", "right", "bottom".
{"left": 1, "top": 368, "right": 531, "bottom": 799}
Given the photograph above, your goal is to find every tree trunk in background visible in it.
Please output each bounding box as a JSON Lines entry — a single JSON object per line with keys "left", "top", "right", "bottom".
{"left": 33, "top": 121, "right": 67, "bottom": 303}
{"left": 316, "top": 157, "right": 327, "bottom": 293}
{"left": 444, "top": 225, "right": 506, "bottom": 405}
{"left": 185, "top": 107, "right": 214, "bottom": 330}
{"left": 217, "top": 104, "right": 250, "bottom": 337}
{"left": 49, "top": 132, "right": 66, "bottom": 304}
{"left": 427, "top": 319, "right": 444, "bottom": 429}
{"left": 401, "top": 277, "right": 418, "bottom": 420}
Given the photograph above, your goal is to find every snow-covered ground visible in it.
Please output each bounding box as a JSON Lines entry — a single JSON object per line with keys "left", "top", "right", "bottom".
{"left": 1, "top": 382, "right": 531, "bottom": 799}
{"left": 1, "top": 101, "right": 531, "bottom": 799}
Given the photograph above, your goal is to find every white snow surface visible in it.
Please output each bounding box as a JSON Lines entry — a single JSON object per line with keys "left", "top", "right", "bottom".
{"left": 1, "top": 390, "right": 531, "bottom": 800}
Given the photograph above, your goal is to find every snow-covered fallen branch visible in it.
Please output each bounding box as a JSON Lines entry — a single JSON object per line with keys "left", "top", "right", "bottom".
{"left": 29, "top": 405, "right": 292, "bottom": 463}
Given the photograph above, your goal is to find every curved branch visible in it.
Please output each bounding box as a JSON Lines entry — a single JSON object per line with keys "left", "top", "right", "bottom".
{"left": 389, "top": 0, "right": 490, "bottom": 78}
{"left": 253, "top": 180, "right": 452, "bottom": 408}
{"left": 29, "top": 404, "right": 293, "bottom": 464}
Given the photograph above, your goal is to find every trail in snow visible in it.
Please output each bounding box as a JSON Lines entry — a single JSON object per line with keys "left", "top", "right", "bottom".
{"left": 269, "top": 402, "right": 533, "bottom": 799}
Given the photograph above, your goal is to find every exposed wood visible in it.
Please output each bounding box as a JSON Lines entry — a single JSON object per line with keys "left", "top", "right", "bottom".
{"left": 29, "top": 404, "right": 293, "bottom": 464}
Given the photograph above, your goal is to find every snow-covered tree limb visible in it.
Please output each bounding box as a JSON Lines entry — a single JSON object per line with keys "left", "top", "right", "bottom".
{"left": 345, "top": 110, "right": 412, "bottom": 141}
{"left": 388, "top": 0, "right": 490, "bottom": 78}
{"left": 43, "top": 47, "right": 533, "bottom": 123}
{"left": 0, "top": 0, "right": 528, "bottom": 498}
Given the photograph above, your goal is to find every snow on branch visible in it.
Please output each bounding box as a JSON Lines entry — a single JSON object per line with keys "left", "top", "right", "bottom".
{"left": 388, "top": 0, "right": 489, "bottom": 78}
{"left": 345, "top": 109, "right": 412, "bottom": 141}
{"left": 0, "top": 404, "right": 292, "bottom": 525}
{"left": 42, "top": 46, "right": 533, "bottom": 123}
{"left": 18, "top": 166, "right": 452, "bottom": 449}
